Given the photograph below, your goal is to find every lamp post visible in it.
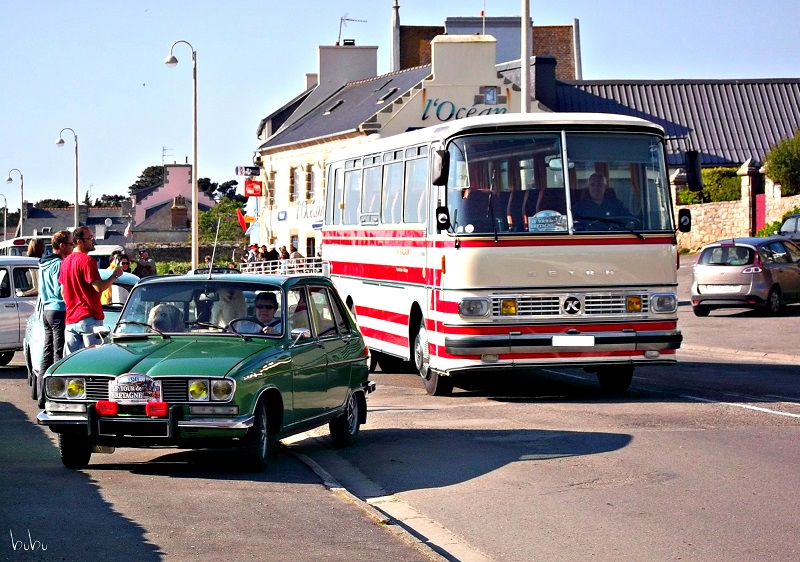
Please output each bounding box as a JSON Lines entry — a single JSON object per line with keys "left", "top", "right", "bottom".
{"left": 55, "top": 128, "right": 80, "bottom": 229}
{"left": 0, "top": 193, "right": 7, "bottom": 242}
{"left": 165, "top": 40, "right": 199, "bottom": 268}
{"left": 4, "top": 168, "right": 23, "bottom": 236}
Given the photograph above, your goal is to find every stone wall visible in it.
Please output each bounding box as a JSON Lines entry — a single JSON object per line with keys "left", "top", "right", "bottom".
{"left": 676, "top": 174, "right": 800, "bottom": 253}
{"left": 121, "top": 243, "right": 247, "bottom": 268}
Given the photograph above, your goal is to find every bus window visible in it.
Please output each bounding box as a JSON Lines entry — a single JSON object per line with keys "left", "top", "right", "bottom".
{"left": 362, "top": 165, "right": 382, "bottom": 215}
{"left": 381, "top": 161, "right": 403, "bottom": 224}
{"left": 403, "top": 157, "right": 428, "bottom": 223}
{"left": 343, "top": 169, "right": 361, "bottom": 225}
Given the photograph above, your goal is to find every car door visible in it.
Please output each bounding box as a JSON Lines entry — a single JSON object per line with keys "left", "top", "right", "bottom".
{"left": 0, "top": 265, "right": 37, "bottom": 348}
{"left": 307, "top": 286, "right": 351, "bottom": 410}
{"left": 0, "top": 268, "right": 19, "bottom": 347}
{"left": 779, "top": 240, "right": 800, "bottom": 301}
{"left": 763, "top": 241, "right": 796, "bottom": 300}
{"left": 287, "top": 286, "right": 327, "bottom": 420}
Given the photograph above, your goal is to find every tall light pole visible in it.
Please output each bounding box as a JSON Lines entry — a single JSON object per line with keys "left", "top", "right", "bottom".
{"left": 0, "top": 193, "right": 7, "bottom": 242}
{"left": 4, "top": 168, "right": 23, "bottom": 236}
{"left": 56, "top": 128, "right": 80, "bottom": 229}
{"left": 165, "top": 40, "right": 199, "bottom": 268}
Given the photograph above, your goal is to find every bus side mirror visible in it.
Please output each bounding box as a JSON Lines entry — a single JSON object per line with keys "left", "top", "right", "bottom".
{"left": 435, "top": 206, "right": 451, "bottom": 232}
{"left": 677, "top": 208, "right": 691, "bottom": 233}
{"left": 432, "top": 149, "right": 449, "bottom": 186}
{"left": 685, "top": 150, "right": 703, "bottom": 192}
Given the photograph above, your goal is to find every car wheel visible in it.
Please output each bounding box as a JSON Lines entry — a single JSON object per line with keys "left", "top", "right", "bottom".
{"left": 762, "top": 287, "right": 782, "bottom": 316}
{"left": 58, "top": 433, "right": 92, "bottom": 469}
{"left": 596, "top": 366, "right": 634, "bottom": 394}
{"left": 692, "top": 305, "right": 711, "bottom": 317}
{"left": 329, "top": 391, "right": 362, "bottom": 448}
{"left": 241, "top": 399, "right": 269, "bottom": 472}
{"left": 0, "top": 351, "right": 14, "bottom": 367}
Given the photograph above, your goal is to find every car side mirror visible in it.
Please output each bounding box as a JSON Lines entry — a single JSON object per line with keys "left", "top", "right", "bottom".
{"left": 678, "top": 208, "right": 691, "bottom": 233}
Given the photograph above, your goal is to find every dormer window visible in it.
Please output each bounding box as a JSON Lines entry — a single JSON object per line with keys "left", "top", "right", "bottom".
{"left": 323, "top": 100, "right": 344, "bottom": 115}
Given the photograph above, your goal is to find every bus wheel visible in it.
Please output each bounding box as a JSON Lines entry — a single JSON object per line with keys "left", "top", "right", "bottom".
{"left": 596, "top": 366, "right": 633, "bottom": 394}
{"left": 415, "top": 321, "right": 453, "bottom": 396}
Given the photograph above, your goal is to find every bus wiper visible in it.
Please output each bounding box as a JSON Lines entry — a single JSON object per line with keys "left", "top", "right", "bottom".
{"left": 574, "top": 216, "right": 645, "bottom": 240}
{"left": 487, "top": 171, "right": 499, "bottom": 243}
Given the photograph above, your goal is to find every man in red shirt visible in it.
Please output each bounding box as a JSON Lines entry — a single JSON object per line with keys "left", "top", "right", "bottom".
{"left": 59, "top": 226, "right": 122, "bottom": 353}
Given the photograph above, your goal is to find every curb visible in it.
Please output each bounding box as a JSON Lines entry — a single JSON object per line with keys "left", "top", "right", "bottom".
{"left": 680, "top": 344, "right": 800, "bottom": 365}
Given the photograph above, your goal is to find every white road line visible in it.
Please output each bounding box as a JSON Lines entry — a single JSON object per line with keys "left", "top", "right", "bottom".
{"left": 683, "top": 394, "right": 800, "bottom": 418}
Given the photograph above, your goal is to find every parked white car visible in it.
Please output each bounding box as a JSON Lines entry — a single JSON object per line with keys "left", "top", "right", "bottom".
{"left": 0, "top": 256, "right": 40, "bottom": 365}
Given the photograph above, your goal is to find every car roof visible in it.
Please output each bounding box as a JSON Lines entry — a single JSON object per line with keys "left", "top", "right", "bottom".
{"left": 136, "top": 272, "right": 331, "bottom": 290}
{"left": 702, "top": 236, "right": 798, "bottom": 249}
{"left": 0, "top": 256, "right": 40, "bottom": 266}
{"left": 98, "top": 270, "right": 140, "bottom": 284}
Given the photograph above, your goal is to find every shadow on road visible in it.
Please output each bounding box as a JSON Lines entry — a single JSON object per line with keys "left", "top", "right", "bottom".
{"left": 0, "top": 401, "right": 162, "bottom": 561}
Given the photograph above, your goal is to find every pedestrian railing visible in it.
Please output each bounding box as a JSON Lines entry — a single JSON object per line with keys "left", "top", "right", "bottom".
{"left": 239, "top": 258, "right": 328, "bottom": 276}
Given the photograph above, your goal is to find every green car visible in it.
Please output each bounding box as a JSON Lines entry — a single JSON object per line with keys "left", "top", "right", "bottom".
{"left": 37, "top": 272, "right": 374, "bottom": 471}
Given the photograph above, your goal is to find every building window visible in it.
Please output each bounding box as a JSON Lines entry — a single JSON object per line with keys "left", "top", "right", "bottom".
{"left": 304, "top": 164, "right": 312, "bottom": 201}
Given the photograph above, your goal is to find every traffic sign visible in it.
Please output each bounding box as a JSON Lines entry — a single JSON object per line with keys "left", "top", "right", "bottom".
{"left": 235, "top": 166, "right": 261, "bottom": 176}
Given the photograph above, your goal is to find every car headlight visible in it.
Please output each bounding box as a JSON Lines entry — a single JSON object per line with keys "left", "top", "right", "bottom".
{"left": 650, "top": 293, "right": 678, "bottom": 313}
{"left": 46, "top": 377, "right": 86, "bottom": 399}
{"left": 459, "top": 298, "right": 489, "bottom": 317}
{"left": 188, "top": 379, "right": 209, "bottom": 401}
{"left": 211, "top": 380, "right": 234, "bottom": 402}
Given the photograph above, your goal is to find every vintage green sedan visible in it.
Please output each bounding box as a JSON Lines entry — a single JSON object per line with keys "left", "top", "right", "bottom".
{"left": 37, "top": 272, "right": 374, "bottom": 471}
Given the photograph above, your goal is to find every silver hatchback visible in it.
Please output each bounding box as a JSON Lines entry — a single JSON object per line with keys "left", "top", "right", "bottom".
{"left": 691, "top": 237, "right": 800, "bottom": 316}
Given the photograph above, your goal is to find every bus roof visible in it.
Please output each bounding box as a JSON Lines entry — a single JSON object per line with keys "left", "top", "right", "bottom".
{"left": 328, "top": 112, "right": 665, "bottom": 161}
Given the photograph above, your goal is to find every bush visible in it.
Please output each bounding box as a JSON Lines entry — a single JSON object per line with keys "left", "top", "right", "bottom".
{"left": 156, "top": 261, "right": 191, "bottom": 275}
{"left": 764, "top": 130, "right": 800, "bottom": 196}
{"left": 677, "top": 167, "right": 740, "bottom": 204}
{"left": 756, "top": 206, "right": 800, "bottom": 237}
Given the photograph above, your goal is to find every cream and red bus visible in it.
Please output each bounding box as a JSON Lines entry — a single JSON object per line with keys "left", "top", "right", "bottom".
{"left": 322, "top": 113, "right": 691, "bottom": 395}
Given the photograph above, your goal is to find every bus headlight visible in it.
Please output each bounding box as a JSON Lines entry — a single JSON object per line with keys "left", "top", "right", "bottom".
{"left": 459, "top": 298, "right": 489, "bottom": 317}
{"left": 650, "top": 293, "right": 678, "bottom": 313}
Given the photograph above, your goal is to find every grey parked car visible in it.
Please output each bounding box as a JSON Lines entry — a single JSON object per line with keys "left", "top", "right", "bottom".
{"left": 776, "top": 214, "right": 800, "bottom": 244}
{"left": 691, "top": 237, "right": 800, "bottom": 316}
{"left": 0, "top": 256, "right": 40, "bottom": 365}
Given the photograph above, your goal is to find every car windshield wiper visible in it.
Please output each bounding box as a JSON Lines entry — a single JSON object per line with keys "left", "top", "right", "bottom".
{"left": 573, "top": 215, "right": 645, "bottom": 240}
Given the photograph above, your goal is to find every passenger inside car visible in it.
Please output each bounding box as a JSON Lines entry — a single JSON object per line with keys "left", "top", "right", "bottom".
{"left": 230, "top": 292, "right": 282, "bottom": 335}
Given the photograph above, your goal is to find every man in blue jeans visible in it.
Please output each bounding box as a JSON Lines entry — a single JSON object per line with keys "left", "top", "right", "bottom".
{"left": 59, "top": 226, "right": 122, "bottom": 354}
{"left": 36, "top": 230, "right": 73, "bottom": 406}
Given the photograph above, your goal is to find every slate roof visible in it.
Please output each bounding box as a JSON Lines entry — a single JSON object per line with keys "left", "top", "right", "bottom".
{"left": 259, "top": 65, "right": 432, "bottom": 152}
{"left": 24, "top": 207, "right": 129, "bottom": 246}
{"left": 552, "top": 79, "right": 800, "bottom": 167}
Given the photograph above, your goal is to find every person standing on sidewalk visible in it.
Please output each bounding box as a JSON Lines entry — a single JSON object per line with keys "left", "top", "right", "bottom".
{"left": 37, "top": 230, "right": 74, "bottom": 399}
{"left": 59, "top": 226, "right": 122, "bottom": 353}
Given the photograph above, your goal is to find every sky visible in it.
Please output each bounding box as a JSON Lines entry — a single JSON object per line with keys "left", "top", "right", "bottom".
{"left": 2, "top": 0, "right": 799, "bottom": 210}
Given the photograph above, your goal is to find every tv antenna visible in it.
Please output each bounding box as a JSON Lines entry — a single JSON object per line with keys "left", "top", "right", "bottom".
{"left": 338, "top": 14, "right": 367, "bottom": 45}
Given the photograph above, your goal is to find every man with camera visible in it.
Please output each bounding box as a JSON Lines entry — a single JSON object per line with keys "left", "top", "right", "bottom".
{"left": 133, "top": 249, "right": 157, "bottom": 278}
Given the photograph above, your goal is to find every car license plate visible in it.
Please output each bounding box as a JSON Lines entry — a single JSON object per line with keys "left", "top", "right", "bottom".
{"left": 109, "top": 374, "right": 162, "bottom": 404}
{"left": 702, "top": 284, "right": 741, "bottom": 294}
{"left": 552, "top": 335, "right": 595, "bottom": 347}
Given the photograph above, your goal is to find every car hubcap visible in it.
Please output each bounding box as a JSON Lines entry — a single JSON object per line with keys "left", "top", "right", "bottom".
{"left": 345, "top": 394, "right": 358, "bottom": 434}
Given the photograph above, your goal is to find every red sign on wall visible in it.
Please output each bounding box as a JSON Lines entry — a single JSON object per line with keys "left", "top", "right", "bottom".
{"left": 244, "top": 180, "right": 263, "bottom": 197}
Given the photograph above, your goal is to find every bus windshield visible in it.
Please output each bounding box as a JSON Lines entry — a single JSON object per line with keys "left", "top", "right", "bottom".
{"left": 444, "top": 131, "right": 673, "bottom": 235}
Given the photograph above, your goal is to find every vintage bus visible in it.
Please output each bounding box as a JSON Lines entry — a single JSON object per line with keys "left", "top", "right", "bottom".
{"left": 322, "top": 113, "right": 691, "bottom": 395}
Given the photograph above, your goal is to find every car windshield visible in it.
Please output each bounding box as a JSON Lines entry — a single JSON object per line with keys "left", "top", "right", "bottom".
{"left": 698, "top": 246, "right": 755, "bottom": 266}
{"left": 114, "top": 280, "right": 284, "bottom": 337}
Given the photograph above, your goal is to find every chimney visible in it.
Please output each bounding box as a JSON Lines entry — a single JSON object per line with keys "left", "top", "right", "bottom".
{"left": 171, "top": 195, "right": 188, "bottom": 228}
{"left": 317, "top": 43, "right": 378, "bottom": 89}
{"left": 390, "top": 0, "right": 400, "bottom": 72}
{"left": 532, "top": 56, "right": 557, "bottom": 110}
{"left": 305, "top": 73, "right": 318, "bottom": 90}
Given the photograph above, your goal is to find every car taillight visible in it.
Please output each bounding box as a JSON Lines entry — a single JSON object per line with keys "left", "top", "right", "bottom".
{"left": 742, "top": 252, "right": 763, "bottom": 274}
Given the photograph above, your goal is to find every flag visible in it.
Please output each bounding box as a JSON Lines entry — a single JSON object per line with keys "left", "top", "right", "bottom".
{"left": 124, "top": 222, "right": 131, "bottom": 238}
{"left": 236, "top": 208, "right": 247, "bottom": 233}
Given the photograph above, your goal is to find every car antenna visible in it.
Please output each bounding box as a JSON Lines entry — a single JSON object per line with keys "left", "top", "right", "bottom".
{"left": 206, "top": 218, "right": 222, "bottom": 279}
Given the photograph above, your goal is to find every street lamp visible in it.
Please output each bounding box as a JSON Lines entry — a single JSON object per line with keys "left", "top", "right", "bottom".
{"left": 4, "top": 168, "right": 23, "bottom": 236}
{"left": 55, "top": 128, "right": 80, "bottom": 230}
{"left": 0, "top": 193, "right": 7, "bottom": 242}
{"left": 165, "top": 40, "right": 199, "bottom": 268}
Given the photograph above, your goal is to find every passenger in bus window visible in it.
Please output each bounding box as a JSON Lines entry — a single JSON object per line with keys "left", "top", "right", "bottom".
{"left": 572, "top": 173, "right": 632, "bottom": 221}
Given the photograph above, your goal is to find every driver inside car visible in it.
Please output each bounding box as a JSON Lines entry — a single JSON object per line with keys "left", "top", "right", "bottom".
{"left": 232, "top": 292, "right": 282, "bottom": 335}
{"left": 572, "top": 172, "right": 633, "bottom": 223}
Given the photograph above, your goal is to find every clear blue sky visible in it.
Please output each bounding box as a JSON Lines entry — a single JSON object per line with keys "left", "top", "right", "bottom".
{"left": 2, "top": 0, "right": 799, "bottom": 209}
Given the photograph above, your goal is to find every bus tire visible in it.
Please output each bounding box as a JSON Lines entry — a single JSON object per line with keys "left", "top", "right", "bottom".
{"left": 414, "top": 320, "right": 453, "bottom": 396}
{"left": 596, "top": 366, "right": 633, "bottom": 394}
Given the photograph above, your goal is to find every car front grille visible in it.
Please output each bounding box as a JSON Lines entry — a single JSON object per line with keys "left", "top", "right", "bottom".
{"left": 491, "top": 293, "right": 650, "bottom": 317}
{"left": 83, "top": 376, "right": 189, "bottom": 402}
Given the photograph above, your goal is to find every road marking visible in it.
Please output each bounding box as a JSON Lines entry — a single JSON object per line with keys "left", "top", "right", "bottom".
{"left": 683, "top": 394, "right": 800, "bottom": 418}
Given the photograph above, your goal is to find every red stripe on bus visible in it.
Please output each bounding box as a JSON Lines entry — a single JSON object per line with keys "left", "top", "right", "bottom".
{"left": 432, "top": 321, "right": 677, "bottom": 335}
{"left": 360, "top": 326, "right": 409, "bottom": 348}
{"left": 354, "top": 306, "right": 410, "bottom": 325}
{"left": 433, "top": 236, "right": 674, "bottom": 248}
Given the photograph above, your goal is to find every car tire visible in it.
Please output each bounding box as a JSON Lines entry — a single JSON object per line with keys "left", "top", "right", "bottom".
{"left": 58, "top": 433, "right": 92, "bottom": 469}
{"left": 762, "top": 287, "right": 782, "bottom": 316}
{"left": 596, "top": 366, "right": 634, "bottom": 394}
{"left": 692, "top": 305, "right": 711, "bottom": 317}
{"left": 241, "top": 399, "right": 269, "bottom": 472}
{"left": 0, "top": 351, "right": 14, "bottom": 367}
{"left": 329, "top": 391, "right": 362, "bottom": 448}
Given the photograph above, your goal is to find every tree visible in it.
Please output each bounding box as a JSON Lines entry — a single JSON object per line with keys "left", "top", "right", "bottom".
{"left": 217, "top": 180, "right": 244, "bottom": 204}
{"left": 764, "top": 129, "right": 800, "bottom": 196}
{"left": 93, "top": 194, "right": 127, "bottom": 208}
{"left": 35, "top": 199, "right": 71, "bottom": 208}
{"left": 128, "top": 165, "right": 165, "bottom": 195}
{"left": 198, "top": 198, "right": 247, "bottom": 244}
